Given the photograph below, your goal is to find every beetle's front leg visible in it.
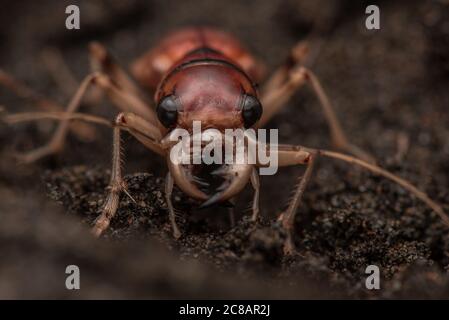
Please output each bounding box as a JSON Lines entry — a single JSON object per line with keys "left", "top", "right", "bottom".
{"left": 92, "top": 112, "right": 164, "bottom": 237}
{"left": 278, "top": 151, "right": 315, "bottom": 255}
{"left": 265, "top": 142, "right": 449, "bottom": 254}
{"left": 3, "top": 108, "right": 168, "bottom": 236}
{"left": 164, "top": 172, "right": 181, "bottom": 239}
{"left": 92, "top": 115, "right": 127, "bottom": 237}
{"left": 250, "top": 168, "right": 260, "bottom": 221}
{"left": 255, "top": 143, "right": 314, "bottom": 254}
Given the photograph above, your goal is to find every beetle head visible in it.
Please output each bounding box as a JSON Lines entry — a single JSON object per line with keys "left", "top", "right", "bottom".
{"left": 156, "top": 62, "right": 260, "bottom": 206}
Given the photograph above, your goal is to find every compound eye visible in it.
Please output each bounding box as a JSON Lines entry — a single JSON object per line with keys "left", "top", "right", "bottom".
{"left": 156, "top": 95, "right": 179, "bottom": 128}
{"left": 241, "top": 94, "right": 262, "bottom": 128}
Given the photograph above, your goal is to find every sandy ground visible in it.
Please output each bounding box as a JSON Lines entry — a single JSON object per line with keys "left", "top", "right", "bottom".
{"left": 0, "top": 0, "right": 449, "bottom": 299}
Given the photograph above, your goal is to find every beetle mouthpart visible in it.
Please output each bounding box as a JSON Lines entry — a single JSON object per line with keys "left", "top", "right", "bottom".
{"left": 167, "top": 158, "right": 209, "bottom": 201}
{"left": 198, "top": 192, "right": 223, "bottom": 209}
{"left": 199, "top": 163, "right": 253, "bottom": 208}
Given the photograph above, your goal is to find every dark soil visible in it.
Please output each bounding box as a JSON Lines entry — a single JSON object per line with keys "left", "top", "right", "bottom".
{"left": 1, "top": 0, "right": 449, "bottom": 299}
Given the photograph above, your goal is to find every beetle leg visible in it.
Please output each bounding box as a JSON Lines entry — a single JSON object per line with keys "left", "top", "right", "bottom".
{"left": 12, "top": 73, "right": 101, "bottom": 164}
{"left": 278, "top": 153, "right": 315, "bottom": 255}
{"left": 259, "top": 45, "right": 374, "bottom": 164}
{"left": 315, "top": 148, "right": 449, "bottom": 226}
{"left": 9, "top": 69, "right": 162, "bottom": 163}
{"left": 2, "top": 110, "right": 112, "bottom": 128}
{"left": 92, "top": 115, "right": 127, "bottom": 237}
{"left": 2, "top": 110, "right": 164, "bottom": 151}
{"left": 269, "top": 143, "right": 449, "bottom": 254}
{"left": 228, "top": 198, "right": 236, "bottom": 227}
{"left": 250, "top": 168, "right": 260, "bottom": 221}
{"left": 89, "top": 42, "right": 142, "bottom": 99}
{"left": 256, "top": 144, "right": 313, "bottom": 255}
{"left": 259, "top": 41, "right": 310, "bottom": 96}
{"left": 3, "top": 107, "right": 167, "bottom": 236}
{"left": 164, "top": 172, "right": 181, "bottom": 239}
{"left": 92, "top": 112, "right": 165, "bottom": 237}
{"left": 0, "top": 68, "right": 95, "bottom": 141}
{"left": 89, "top": 41, "right": 160, "bottom": 126}
{"left": 40, "top": 47, "right": 99, "bottom": 105}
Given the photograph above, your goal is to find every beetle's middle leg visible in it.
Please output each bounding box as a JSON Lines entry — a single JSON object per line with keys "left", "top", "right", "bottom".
{"left": 12, "top": 73, "right": 102, "bottom": 163}
{"left": 11, "top": 68, "right": 161, "bottom": 164}
{"left": 258, "top": 44, "right": 374, "bottom": 164}
{"left": 0, "top": 68, "right": 95, "bottom": 141}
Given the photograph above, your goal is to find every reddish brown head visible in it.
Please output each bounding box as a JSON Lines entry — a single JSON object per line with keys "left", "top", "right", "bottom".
{"left": 155, "top": 49, "right": 262, "bottom": 207}
{"left": 155, "top": 51, "right": 262, "bottom": 132}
